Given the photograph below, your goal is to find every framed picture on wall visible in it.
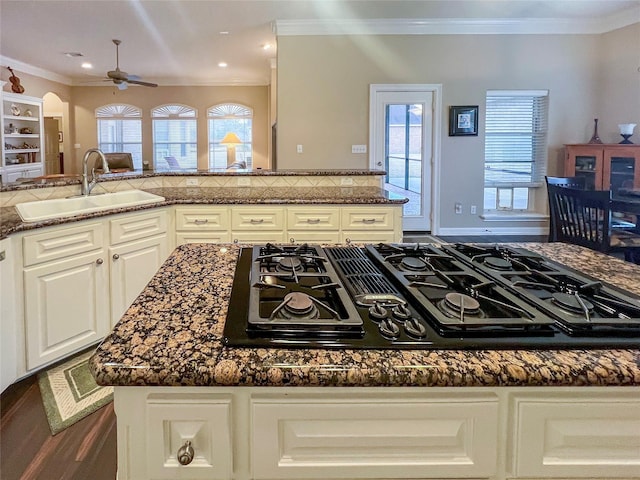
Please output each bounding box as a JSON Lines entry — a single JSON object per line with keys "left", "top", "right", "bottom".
{"left": 449, "top": 105, "right": 478, "bottom": 136}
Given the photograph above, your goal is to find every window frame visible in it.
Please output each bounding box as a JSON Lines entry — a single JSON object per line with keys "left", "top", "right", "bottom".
{"left": 95, "top": 104, "right": 143, "bottom": 169}
{"left": 151, "top": 104, "right": 198, "bottom": 171}
{"left": 207, "top": 103, "right": 253, "bottom": 169}
{"left": 483, "top": 90, "right": 549, "bottom": 212}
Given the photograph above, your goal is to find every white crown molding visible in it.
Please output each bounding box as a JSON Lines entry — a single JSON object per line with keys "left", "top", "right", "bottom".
{"left": 1, "top": 55, "right": 73, "bottom": 85}
{"left": 274, "top": 11, "right": 640, "bottom": 36}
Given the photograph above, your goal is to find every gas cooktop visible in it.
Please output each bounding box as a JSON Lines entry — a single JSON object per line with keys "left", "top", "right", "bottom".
{"left": 222, "top": 243, "right": 640, "bottom": 350}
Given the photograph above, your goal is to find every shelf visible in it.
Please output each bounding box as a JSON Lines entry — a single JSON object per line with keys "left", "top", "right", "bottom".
{"left": 4, "top": 134, "right": 40, "bottom": 138}
{"left": 4, "top": 149, "right": 40, "bottom": 154}
{"left": 2, "top": 115, "right": 39, "bottom": 122}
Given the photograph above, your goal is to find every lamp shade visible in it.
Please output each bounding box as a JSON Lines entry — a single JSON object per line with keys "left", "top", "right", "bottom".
{"left": 220, "top": 132, "right": 242, "bottom": 145}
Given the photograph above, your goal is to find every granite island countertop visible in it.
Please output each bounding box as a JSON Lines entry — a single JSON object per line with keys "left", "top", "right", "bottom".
{"left": 0, "top": 186, "right": 406, "bottom": 239}
{"left": 90, "top": 242, "right": 640, "bottom": 388}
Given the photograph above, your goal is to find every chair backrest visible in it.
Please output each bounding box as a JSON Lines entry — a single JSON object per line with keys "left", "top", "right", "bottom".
{"left": 547, "top": 184, "right": 613, "bottom": 252}
{"left": 545, "top": 176, "right": 587, "bottom": 241}
{"left": 545, "top": 176, "right": 586, "bottom": 189}
{"left": 164, "top": 156, "right": 181, "bottom": 169}
{"left": 104, "top": 152, "right": 134, "bottom": 170}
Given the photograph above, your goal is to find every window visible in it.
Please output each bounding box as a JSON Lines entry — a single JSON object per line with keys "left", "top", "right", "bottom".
{"left": 96, "top": 104, "right": 142, "bottom": 169}
{"left": 483, "top": 90, "right": 549, "bottom": 211}
{"left": 152, "top": 104, "right": 197, "bottom": 170}
{"left": 208, "top": 103, "right": 253, "bottom": 169}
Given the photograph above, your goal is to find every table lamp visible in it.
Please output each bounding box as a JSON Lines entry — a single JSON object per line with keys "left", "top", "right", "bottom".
{"left": 220, "top": 132, "right": 243, "bottom": 165}
{"left": 618, "top": 124, "right": 636, "bottom": 144}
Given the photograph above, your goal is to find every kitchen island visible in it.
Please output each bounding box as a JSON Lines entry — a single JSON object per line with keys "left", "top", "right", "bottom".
{"left": 90, "top": 242, "right": 640, "bottom": 480}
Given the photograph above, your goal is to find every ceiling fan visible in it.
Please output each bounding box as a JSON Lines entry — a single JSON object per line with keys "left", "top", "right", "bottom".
{"left": 106, "top": 39, "right": 157, "bottom": 90}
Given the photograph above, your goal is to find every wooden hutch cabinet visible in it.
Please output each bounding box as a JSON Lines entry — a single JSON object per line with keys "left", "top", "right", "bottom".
{"left": 564, "top": 144, "right": 640, "bottom": 191}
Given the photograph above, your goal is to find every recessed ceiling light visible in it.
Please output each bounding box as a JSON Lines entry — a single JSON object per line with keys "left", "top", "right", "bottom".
{"left": 219, "top": 31, "right": 229, "bottom": 35}
{"left": 81, "top": 62, "right": 93, "bottom": 69}
{"left": 64, "top": 52, "right": 83, "bottom": 57}
{"left": 218, "top": 62, "right": 228, "bottom": 68}
{"left": 262, "top": 43, "right": 272, "bottom": 50}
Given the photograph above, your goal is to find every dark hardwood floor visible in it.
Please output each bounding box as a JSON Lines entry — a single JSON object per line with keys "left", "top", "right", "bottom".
{"left": 1, "top": 373, "right": 117, "bottom": 480}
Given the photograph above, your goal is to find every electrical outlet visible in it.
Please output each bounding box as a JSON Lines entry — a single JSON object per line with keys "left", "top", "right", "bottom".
{"left": 351, "top": 144, "right": 367, "bottom": 154}
{"left": 186, "top": 178, "right": 199, "bottom": 186}
{"left": 341, "top": 177, "right": 354, "bottom": 186}
{"left": 455, "top": 202, "right": 462, "bottom": 214}
{"left": 470, "top": 205, "right": 477, "bottom": 215}
{"left": 296, "top": 144, "right": 303, "bottom": 153}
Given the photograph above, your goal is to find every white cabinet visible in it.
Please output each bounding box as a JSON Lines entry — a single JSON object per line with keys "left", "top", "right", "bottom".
{"left": 511, "top": 392, "right": 640, "bottom": 478}
{"left": 341, "top": 206, "right": 400, "bottom": 243}
{"left": 286, "top": 206, "right": 341, "bottom": 243}
{"left": 231, "top": 206, "right": 286, "bottom": 243}
{"left": 19, "top": 211, "right": 169, "bottom": 371}
{"left": 22, "top": 223, "right": 110, "bottom": 370}
{"left": 175, "top": 206, "right": 231, "bottom": 245}
{"left": 1, "top": 92, "right": 44, "bottom": 182}
{"left": 113, "top": 386, "right": 640, "bottom": 480}
{"left": 0, "top": 237, "right": 21, "bottom": 393}
{"left": 251, "top": 393, "right": 499, "bottom": 479}
{"left": 109, "top": 211, "right": 168, "bottom": 326}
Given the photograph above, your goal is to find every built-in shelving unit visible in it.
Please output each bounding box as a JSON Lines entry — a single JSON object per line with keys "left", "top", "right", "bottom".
{"left": 1, "top": 92, "right": 44, "bottom": 184}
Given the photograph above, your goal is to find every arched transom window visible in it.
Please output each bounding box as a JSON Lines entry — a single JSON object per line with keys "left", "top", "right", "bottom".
{"left": 96, "top": 104, "right": 142, "bottom": 169}
{"left": 208, "top": 103, "right": 253, "bottom": 169}
{"left": 151, "top": 104, "right": 197, "bottom": 170}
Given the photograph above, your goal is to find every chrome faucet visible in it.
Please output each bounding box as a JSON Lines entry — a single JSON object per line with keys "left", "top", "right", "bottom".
{"left": 81, "top": 148, "right": 110, "bottom": 196}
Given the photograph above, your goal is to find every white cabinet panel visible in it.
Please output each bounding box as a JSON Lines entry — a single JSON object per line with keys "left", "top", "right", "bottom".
{"left": 0, "top": 237, "right": 20, "bottom": 393}
{"left": 341, "top": 207, "right": 395, "bottom": 230}
{"left": 22, "top": 222, "right": 103, "bottom": 266}
{"left": 341, "top": 231, "right": 397, "bottom": 244}
{"left": 251, "top": 395, "right": 499, "bottom": 479}
{"left": 176, "top": 232, "right": 232, "bottom": 245}
{"left": 287, "top": 231, "right": 341, "bottom": 244}
{"left": 287, "top": 207, "right": 340, "bottom": 230}
{"left": 109, "top": 234, "right": 168, "bottom": 327}
{"left": 23, "top": 250, "right": 109, "bottom": 369}
{"left": 231, "top": 231, "right": 286, "bottom": 243}
{"left": 231, "top": 206, "right": 285, "bottom": 230}
{"left": 110, "top": 210, "right": 167, "bottom": 245}
{"left": 512, "top": 393, "right": 640, "bottom": 478}
{"left": 175, "top": 207, "right": 230, "bottom": 231}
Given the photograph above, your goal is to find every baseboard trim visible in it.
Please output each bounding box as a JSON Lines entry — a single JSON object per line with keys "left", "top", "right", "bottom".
{"left": 434, "top": 226, "right": 549, "bottom": 236}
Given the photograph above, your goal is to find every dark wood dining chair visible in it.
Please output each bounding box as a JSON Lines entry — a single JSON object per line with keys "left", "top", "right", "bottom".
{"left": 104, "top": 152, "right": 134, "bottom": 171}
{"left": 545, "top": 176, "right": 587, "bottom": 241}
{"left": 546, "top": 184, "right": 640, "bottom": 263}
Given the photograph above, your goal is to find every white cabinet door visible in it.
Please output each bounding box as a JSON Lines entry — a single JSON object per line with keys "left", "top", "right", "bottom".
{"left": 0, "top": 237, "right": 19, "bottom": 392}
{"left": 512, "top": 393, "right": 640, "bottom": 478}
{"left": 109, "top": 234, "right": 168, "bottom": 327}
{"left": 251, "top": 394, "right": 499, "bottom": 479}
{"left": 23, "top": 250, "right": 110, "bottom": 370}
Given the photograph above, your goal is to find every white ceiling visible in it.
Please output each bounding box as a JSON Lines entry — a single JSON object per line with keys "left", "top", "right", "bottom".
{"left": 1, "top": 0, "right": 639, "bottom": 87}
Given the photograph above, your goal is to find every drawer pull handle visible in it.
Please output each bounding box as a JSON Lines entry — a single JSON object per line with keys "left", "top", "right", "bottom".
{"left": 96, "top": 258, "right": 104, "bottom": 265}
{"left": 306, "top": 218, "right": 320, "bottom": 224}
{"left": 177, "top": 440, "right": 194, "bottom": 466}
{"left": 112, "top": 254, "right": 120, "bottom": 260}
{"left": 250, "top": 218, "right": 264, "bottom": 224}
{"left": 361, "top": 218, "right": 376, "bottom": 224}
{"left": 194, "top": 219, "right": 209, "bottom": 225}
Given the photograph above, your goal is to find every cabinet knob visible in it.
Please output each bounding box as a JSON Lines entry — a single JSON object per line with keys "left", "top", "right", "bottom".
{"left": 177, "top": 440, "right": 194, "bottom": 466}
{"left": 96, "top": 258, "right": 104, "bottom": 265}
{"left": 112, "top": 254, "right": 120, "bottom": 260}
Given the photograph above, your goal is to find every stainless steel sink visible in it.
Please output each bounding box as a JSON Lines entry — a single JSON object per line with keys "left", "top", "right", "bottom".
{"left": 15, "top": 190, "right": 165, "bottom": 222}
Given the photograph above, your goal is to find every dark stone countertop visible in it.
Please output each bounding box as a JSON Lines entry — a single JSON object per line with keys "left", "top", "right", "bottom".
{"left": 90, "top": 242, "right": 640, "bottom": 388}
{"left": 0, "top": 186, "right": 406, "bottom": 239}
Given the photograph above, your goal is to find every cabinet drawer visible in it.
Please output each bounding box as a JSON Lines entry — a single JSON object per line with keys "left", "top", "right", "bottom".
{"left": 110, "top": 210, "right": 167, "bottom": 245}
{"left": 146, "top": 393, "right": 232, "bottom": 479}
{"left": 341, "top": 230, "right": 398, "bottom": 244}
{"left": 176, "top": 232, "right": 231, "bottom": 245}
{"left": 231, "top": 207, "right": 284, "bottom": 230}
{"left": 176, "top": 207, "right": 230, "bottom": 231}
{"left": 287, "top": 231, "right": 341, "bottom": 244}
{"left": 341, "top": 207, "right": 395, "bottom": 230}
{"left": 512, "top": 394, "right": 640, "bottom": 478}
{"left": 22, "top": 222, "right": 104, "bottom": 267}
{"left": 251, "top": 394, "right": 498, "bottom": 479}
{"left": 287, "top": 207, "right": 340, "bottom": 230}
{"left": 231, "top": 232, "right": 286, "bottom": 243}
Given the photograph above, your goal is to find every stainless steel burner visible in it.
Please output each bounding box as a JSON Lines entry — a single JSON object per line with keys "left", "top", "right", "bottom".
{"left": 277, "top": 257, "right": 303, "bottom": 272}
{"left": 444, "top": 292, "right": 481, "bottom": 312}
{"left": 551, "top": 292, "right": 594, "bottom": 314}
{"left": 484, "top": 257, "right": 512, "bottom": 270}
{"left": 400, "top": 257, "right": 428, "bottom": 271}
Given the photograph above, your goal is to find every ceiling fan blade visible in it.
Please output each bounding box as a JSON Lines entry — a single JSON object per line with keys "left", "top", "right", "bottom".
{"left": 126, "top": 79, "right": 158, "bottom": 88}
{"left": 117, "top": 81, "right": 128, "bottom": 90}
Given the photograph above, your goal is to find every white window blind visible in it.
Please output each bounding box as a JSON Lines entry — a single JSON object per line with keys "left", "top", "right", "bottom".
{"left": 484, "top": 90, "right": 549, "bottom": 188}
{"left": 96, "top": 104, "right": 143, "bottom": 169}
